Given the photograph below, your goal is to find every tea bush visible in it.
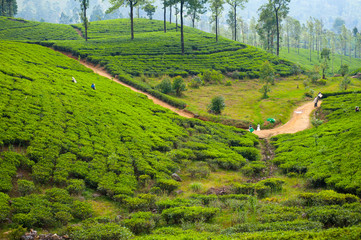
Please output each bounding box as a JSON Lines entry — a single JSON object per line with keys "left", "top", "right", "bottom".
{"left": 222, "top": 220, "right": 322, "bottom": 234}
{"left": 161, "top": 206, "right": 219, "bottom": 224}
{"left": 272, "top": 93, "right": 361, "bottom": 195}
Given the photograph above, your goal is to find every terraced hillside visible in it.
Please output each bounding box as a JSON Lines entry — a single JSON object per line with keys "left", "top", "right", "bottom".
{"left": 272, "top": 92, "right": 361, "bottom": 195}
{"left": 48, "top": 18, "right": 294, "bottom": 78}
{"left": 2, "top": 27, "right": 361, "bottom": 240}
{"left": 0, "top": 17, "right": 81, "bottom": 41}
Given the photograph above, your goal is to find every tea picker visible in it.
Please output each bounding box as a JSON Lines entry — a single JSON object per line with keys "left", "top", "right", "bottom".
{"left": 91, "top": 83, "right": 96, "bottom": 90}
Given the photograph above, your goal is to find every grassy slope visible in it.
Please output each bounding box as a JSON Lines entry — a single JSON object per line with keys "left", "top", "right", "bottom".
{"left": 0, "top": 17, "right": 82, "bottom": 41}
{"left": 49, "top": 18, "right": 294, "bottom": 78}
{"left": 272, "top": 92, "right": 361, "bottom": 195}
{"left": 1, "top": 23, "right": 361, "bottom": 239}
{"left": 280, "top": 47, "right": 361, "bottom": 74}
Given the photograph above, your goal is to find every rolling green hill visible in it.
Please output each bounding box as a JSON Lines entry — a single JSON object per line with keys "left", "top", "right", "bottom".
{"left": 2, "top": 20, "right": 361, "bottom": 240}
{"left": 272, "top": 92, "right": 361, "bottom": 195}
{"left": 0, "top": 17, "right": 81, "bottom": 41}
{"left": 280, "top": 47, "right": 361, "bottom": 75}
{"left": 50, "top": 19, "right": 294, "bottom": 79}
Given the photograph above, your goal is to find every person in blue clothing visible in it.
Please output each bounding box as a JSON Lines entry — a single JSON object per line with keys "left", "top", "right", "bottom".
{"left": 91, "top": 83, "right": 96, "bottom": 90}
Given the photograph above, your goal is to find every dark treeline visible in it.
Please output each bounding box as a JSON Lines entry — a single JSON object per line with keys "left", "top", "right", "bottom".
{"left": 0, "top": 0, "right": 17, "bottom": 17}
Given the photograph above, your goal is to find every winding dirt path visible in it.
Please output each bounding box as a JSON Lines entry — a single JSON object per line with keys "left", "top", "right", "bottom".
{"left": 54, "top": 46, "right": 319, "bottom": 137}
{"left": 56, "top": 50, "right": 194, "bottom": 118}
{"left": 254, "top": 101, "right": 321, "bottom": 139}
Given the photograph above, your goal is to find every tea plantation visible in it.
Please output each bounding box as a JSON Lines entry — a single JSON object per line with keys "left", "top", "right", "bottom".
{"left": 2, "top": 18, "right": 361, "bottom": 240}
{"left": 272, "top": 92, "right": 361, "bottom": 195}
{"left": 0, "top": 17, "right": 82, "bottom": 41}
{"left": 48, "top": 19, "right": 294, "bottom": 79}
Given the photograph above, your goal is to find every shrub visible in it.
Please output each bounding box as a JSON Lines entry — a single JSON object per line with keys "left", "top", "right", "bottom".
{"left": 17, "top": 179, "right": 36, "bottom": 196}
{"left": 298, "top": 190, "right": 359, "bottom": 207}
{"left": 201, "top": 69, "right": 224, "bottom": 84}
{"left": 157, "top": 78, "right": 172, "bottom": 94}
{"left": 162, "top": 206, "right": 219, "bottom": 224}
{"left": 260, "top": 61, "right": 275, "bottom": 85}
{"left": 189, "top": 182, "right": 203, "bottom": 192}
{"left": 222, "top": 220, "right": 322, "bottom": 234}
{"left": 187, "top": 162, "right": 210, "bottom": 179}
{"left": 68, "top": 222, "right": 133, "bottom": 240}
{"left": 307, "top": 205, "right": 361, "bottom": 228}
{"left": 339, "top": 75, "right": 351, "bottom": 91}
{"left": 72, "top": 200, "right": 93, "bottom": 220}
{"left": 66, "top": 179, "right": 86, "bottom": 195}
{"left": 0, "top": 192, "right": 10, "bottom": 221}
{"left": 225, "top": 80, "right": 232, "bottom": 86}
{"left": 232, "top": 147, "right": 261, "bottom": 161}
{"left": 208, "top": 96, "right": 225, "bottom": 115}
{"left": 8, "top": 225, "right": 27, "bottom": 240}
{"left": 317, "top": 79, "right": 327, "bottom": 85}
{"left": 231, "top": 71, "right": 241, "bottom": 79}
{"left": 45, "top": 188, "right": 72, "bottom": 204}
{"left": 188, "top": 76, "right": 203, "bottom": 89}
{"left": 123, "top": 194, "right": 156, "bottom": 212}
{"left": 338, "top": 64, "right": 349, "bottom": 76}
{"left": 123, "top": 211, "right": 157, "bottom": 234}
{"left": 172, "top": 76, "right": 186, "bottom": 96}
{"left": 156, "top": 179, "right": 180, "bottom": 193}
{"left": 258, "top": 178, "right": 286, "bottom": 193}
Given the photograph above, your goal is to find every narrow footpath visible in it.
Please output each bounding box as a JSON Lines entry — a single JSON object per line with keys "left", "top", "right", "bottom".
{"left": 54, "top": 48, "right": 319, "bottom": 138}
{"left": 56, "top": 50, "right": 194, "bottom": 119}
{"left": 254, "top": 101, "right": 321, "bottom": 139}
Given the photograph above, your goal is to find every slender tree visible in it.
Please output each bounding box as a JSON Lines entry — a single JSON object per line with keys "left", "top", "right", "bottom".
{"left": 209, "top": 0, "right": 224, "bottom": 42}
{"left": 257, "top": 3, "right": 276, "bottom": 52}
{"left": 353, "top": 27, "right": 358, "bottom": 58}
{"left": 320, "top": 48, "right": 330, "bottom": 79}
{"left": 185, "top": 0, "right": 207, "bottom": 28}
{"left": 143, "top": 2, "right": 156, "bottom": 20}
{"left": 226, "top": 0, "right": 248, "bottom": 41}
{"left": 78, "top": 0, "right": 89, "bottom": 41}
{"left": 268, "top": 0, "right": 290, "bottom": 56}
{"left": 107, "top": 0, "right": 145, "bottom": 40}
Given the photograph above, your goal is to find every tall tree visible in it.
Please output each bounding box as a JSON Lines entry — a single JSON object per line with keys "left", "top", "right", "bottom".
{"left": 257, "top": 3, "right": 276, "bottom": 53}
{"left": 292, "top": 18, "right": 301, "bottom": 54}
{"left": 209, "top": 0, "right": 224, "bottom": 42}
{"left": 162, "top": 0, "right": 168, "bottom": 33}
{"left": 226, "top": 0, "right": 248, "bottom": 41}
{"left": 185, "top": 0, "right": 207, "bottom": 28}
{"left": 78, "top": 0, "right": 89, "bottom": 41}
{"left": 320, "top": 48, "right": 330, "bottom": 79}
{"left": 307, "top": 18, "right": 314, "bottom": 62}
{"left": 1, "top": 0, "right": 17, "bottom": 17}
{"left": 353, "top": 27, "right": 359, "bottom": 58}
{"left": 107, "top": 0, "right": 145, "bottom": 40}
{"left": 268, "top": 0, "right": 290, "bottom": 56}
{"left": 143, "top": 2, "right": 156, "bottom": 20}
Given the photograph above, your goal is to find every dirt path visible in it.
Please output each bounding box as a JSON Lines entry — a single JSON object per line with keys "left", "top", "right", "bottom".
{"left": 53, "top": 47, "right": 319, "bottom": 136}
{"left": 56, "top": 50, "right": 194, "bottom": 118}
{"left": 254, "top": 101, "right": 321, "bottom": 139}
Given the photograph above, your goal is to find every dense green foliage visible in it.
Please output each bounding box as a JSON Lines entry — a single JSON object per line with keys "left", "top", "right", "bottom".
{"left": 0, "top": 17, "right": 82, "bottom": 41}
{"left": 272, "top": 92, "right": 361, "bottom": 195}
{"left": 0, "top": 41, "right": 258, "bottom": 235}
{"left": 46, "top": 19, "right": 294, "bottom": 78}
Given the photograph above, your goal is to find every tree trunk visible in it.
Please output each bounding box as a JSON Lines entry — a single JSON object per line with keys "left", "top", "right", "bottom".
{"left": 309, "top": 38, "right": 312, "bottom": 62}
{"left": 169, "top": 5, "right": 172, "bottom": 24}
{"left": 192, "top": 12, "right": 195, "bottom": 28}
{"left": 215, "top": 13, "right": 218, "bottom": 42}
{"left": 181, "top": 0, "right": 184, "bottom": 55}
{"left": 234, "top": 4, "right": 237, "bottom": 41}
{"left": 1, "top": 0, "right": 5, "bottom": 16}
{"left": 275, "top": 7, "right": 280, "bottom": 56}
{"left": 83, "top": 0, "right": 87, "bottom": 41}
{"left": 130, "top": 1, "right": 134, "bottom": 40}
{"left": 164, "top": 2, "right": 166, "bottom": 33}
